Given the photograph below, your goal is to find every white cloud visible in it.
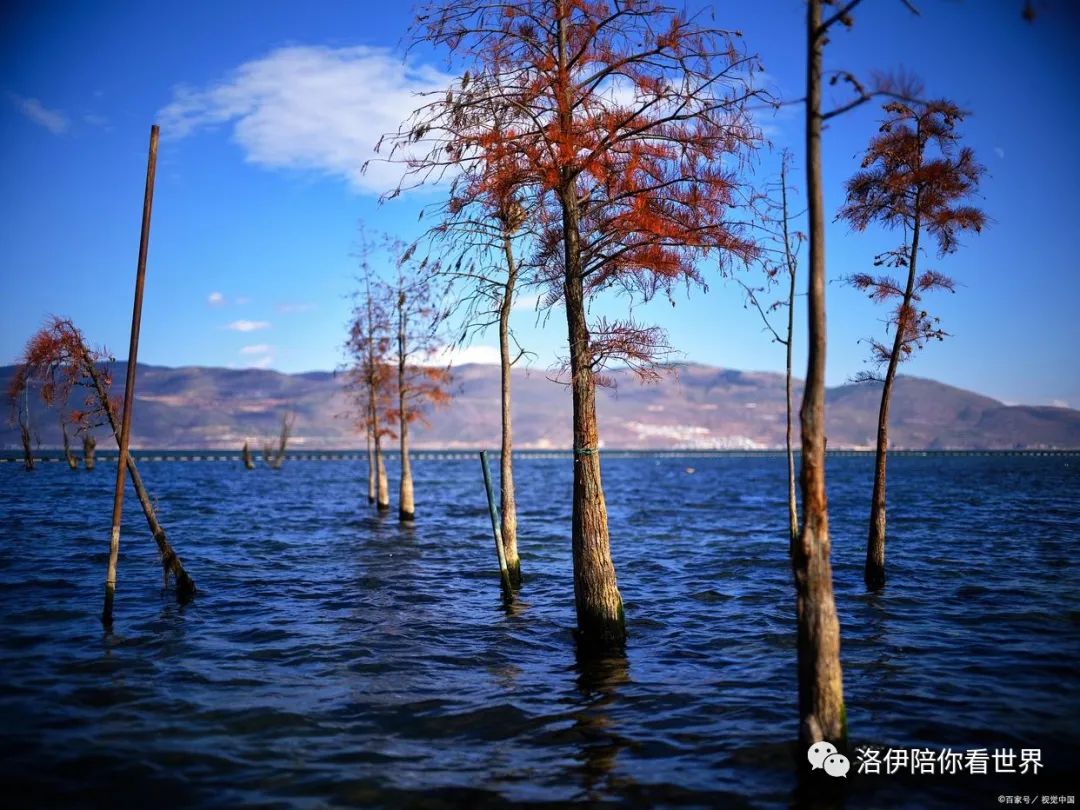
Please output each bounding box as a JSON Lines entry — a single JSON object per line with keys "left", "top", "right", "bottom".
{"left": 208, "top": 291, "right": 225, "bottom": 305}
{"left": 430, "top": 344, "right": 500, "bottom": 366}
{"left": 1051, "top": 399, "right": 1069, "bottom": 409}
{"left": 239, "top": 344, "right": 273, "bottom": 355}
{"left": 994, "top": 146, "right": 1006, "bottom": 160}
{"left": 248, "top": 354, "right": 275, "bottom": 369}
{"left": 276, "top": 301, "right": 316, "bottom": 314}
{"left": 225, "top": 319, "right": 270, "bottom": 332}
{"left": 157, "top": 45, "right": 452, "bottom": 194}
{"left": 9, "top": 94, "right": 69, "bottom": 134}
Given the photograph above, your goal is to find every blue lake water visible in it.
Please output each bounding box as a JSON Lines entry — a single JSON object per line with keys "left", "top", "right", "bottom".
{"left": 0, "top": 452, "right": 1077, "bottom": 808}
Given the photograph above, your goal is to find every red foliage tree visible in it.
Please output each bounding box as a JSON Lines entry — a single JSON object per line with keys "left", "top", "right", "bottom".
{"left": 838, "top": 99, "right": 985, "bottom": 589}
{"left": 346, "top": 236, "right": 398, "bottom": 512}
{"left": 385, "top": 242, "right": 454, "bottom": 522}
{"left": 7, "top": 317, "right": 195, "bottom": 596}
{"left": 395, "top": 0, "right": 762, "bottom": 649}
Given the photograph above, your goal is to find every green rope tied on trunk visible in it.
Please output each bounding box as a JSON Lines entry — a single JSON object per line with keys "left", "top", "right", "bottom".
{"left": 573, "top": 446, "right": 597, "bottom": 456}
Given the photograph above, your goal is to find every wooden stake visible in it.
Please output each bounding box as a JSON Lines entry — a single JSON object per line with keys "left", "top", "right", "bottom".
{"left": 480, "top": 450, "right": 513, "bottom": 599}
{"left": 103, "top": 124, "right": 159, "bottom": 628}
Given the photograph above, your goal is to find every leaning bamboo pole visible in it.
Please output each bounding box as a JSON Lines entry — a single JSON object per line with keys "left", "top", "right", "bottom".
{"left": 103, "top": 124, "right": 160, "bottom": 627}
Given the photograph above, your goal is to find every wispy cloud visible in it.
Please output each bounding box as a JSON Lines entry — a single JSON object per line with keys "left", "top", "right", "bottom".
{"left": 994, "top": 146, "right": 1006, "bottom": 160}
{"left": 239, "top": 344, "right": 273, "bottom": 355}
{"left": 9, "top": 94, "right": 69, "bottom": 134}
{"left": 225, "top": 319, "right": 270, "bottom": 332}
{"left": 207, "top": 291, "right": 225, "bottom": 306}
{"left": 276, "top": 301, "right": 316, "bottom": 314}
{"left": 157, "top": 45, "right": 452, "bottom": 195}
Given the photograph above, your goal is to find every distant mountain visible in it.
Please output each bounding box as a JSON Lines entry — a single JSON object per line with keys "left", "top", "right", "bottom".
{"left": 2, "top": 362, "right": 1078, "bottom": 450}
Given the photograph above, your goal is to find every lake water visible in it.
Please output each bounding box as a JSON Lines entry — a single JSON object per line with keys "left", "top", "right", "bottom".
{"left": 1, "top": 452, "right": 1077, "bottom": 808}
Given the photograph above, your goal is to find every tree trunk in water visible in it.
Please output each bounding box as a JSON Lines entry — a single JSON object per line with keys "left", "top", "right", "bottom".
{"left": 866, "top": 198, "right": 922, "bottom": 590}
{"left": 499, "top": 234, "right": 521, "bottom": 587}
{"left": 62, "top": 421, "right": 78, "bottom": 470}
{"left": 555, "top": 8, "right": 623, "bottom": 649}
{"left": 794, "top": 0, "right": 846, "bottom": 750}
{"left": 399, "top": 413, "right": 414, "bottom": 521}
{"left": 398, "top": 292, "right": 415, "bottom": 522}
{"left": 83, "top": 434, "right": 96, "bottom": 470}
{"left": 242, "top": 440, "right": 254, "bottom": 470}
{"left": 20, "top": 388, "right": 33, "bottom": 471}
{"left": 84, "top": 358, "right": 195, "bottom": 600}
{"left": 376, "top": 440, "right": 389, "bottom": 512}
{"left": 20, "top": 424, "right": 34, "bottom": 471}
{"left": 366, "top": 430, "right": 376, "bottom": 504}
{"left": 786, "top": 260, "right": 798, "bottom": 549}
{"left": 561, "top": 208, "right": 624, "bottom": 648}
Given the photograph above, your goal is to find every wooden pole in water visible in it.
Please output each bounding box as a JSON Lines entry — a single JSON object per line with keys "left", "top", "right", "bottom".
{"left": 103, "top": 123, "right": 159, "bottom": 628}
{"left": 480, "top": 450, "right": 513, "bottom": 599}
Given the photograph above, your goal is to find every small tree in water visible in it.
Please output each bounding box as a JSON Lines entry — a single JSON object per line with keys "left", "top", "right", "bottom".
{"left": 839, "top": 98, "right": 985, "bottom": 590}
{"left": 387, "top": 243, "right": 453, "bottom": 523}
{"left": 9, "top": 317, "right": 195, "bottom": 598}
{"left": 346, "top": 236, "right": 396, "bottom": 514}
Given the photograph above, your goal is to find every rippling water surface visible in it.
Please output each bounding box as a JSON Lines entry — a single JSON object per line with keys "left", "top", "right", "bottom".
{"left": 1, "top": 452, "right": 1077, "bottom": 808}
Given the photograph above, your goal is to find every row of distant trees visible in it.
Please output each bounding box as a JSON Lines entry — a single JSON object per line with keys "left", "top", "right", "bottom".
{"left": 345, "top": 0, "right": 986, "bottom": 753}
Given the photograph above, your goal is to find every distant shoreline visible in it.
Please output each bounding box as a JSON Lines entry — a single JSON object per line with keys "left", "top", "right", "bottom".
{"left": 4, "top": 448, "right": 1078, "bottom": 463}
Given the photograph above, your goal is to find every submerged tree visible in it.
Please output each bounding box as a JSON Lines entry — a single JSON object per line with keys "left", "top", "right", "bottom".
{"left": 387, "top": 244, "right": 453, "bottom": 522}
{"left": 793, "top": 0, "right": 922, "bottom": 749}
{"left": 82, "top": 433, "right": 96, "bottom": 470}
{"left": 61, "top": 418, "right": 79, "bottom": 470}
{"left": 738, "top": 155, "right": 803, "bottom": 548}
{"left": 399, "top": 0, "right": 761, "bottom": 649}
{"left": 346, "top": 241, "right": 396, "bottom": 514}
{"left": 9, "top": 376, "right": 36, "bottom": 471}
{"left": 263, "top": 411, "right": 296, "bottom": 470}
{"left": 838, "top": 99, "right": 985, "bottom": 590}
{"left": 390, "top": 92, "right": 536, "bottom": 580}
{"left": 9, "top": 317, "right": 195, "bottom": 598}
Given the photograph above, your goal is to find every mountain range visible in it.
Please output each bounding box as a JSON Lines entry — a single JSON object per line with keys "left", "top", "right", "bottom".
{"left": 3, "top": 362, "right": 1078, "bottom": 450}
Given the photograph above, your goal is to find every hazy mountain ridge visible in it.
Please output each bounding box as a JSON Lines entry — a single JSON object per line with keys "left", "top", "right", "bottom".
{"left": 2, "top": 362, "right": 1078, "bottom": 450}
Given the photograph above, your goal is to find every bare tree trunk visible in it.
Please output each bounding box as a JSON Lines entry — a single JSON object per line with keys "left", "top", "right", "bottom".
{"left": 793, "top": 0, "right": 846, "bottom": 749}
{"left": 242, "top": 440, "right": 254, "bottom": 470}
{"left": 363, "top": 430, "right": 374, "bottom": 503}
{"left": 557, "top": 6, "right": 624, "bottom": 649}
{"left": 786, "top": 265, "right": 798, "bottom": 548}
{"left": 83, "top": 434, "right": 96, "bottom": 470}
{"left": 866, "top": 198, "right": 922, "bottom": 590}
{"left": 499, "top": 233, "right": 521, "bottom": 587}
{"left": 270, "top": 412, "right": 293, "bottom": 469}
{"left": 19, "top": 425, "right": 34, "bottom": 471}
{"left": 398, "top": 291, "right": 415, "bottom": 521}
{"left": 20, "top": 387, "right": 34, "bottom": 471}
{"left": 62, "top": 420, "right": 78, "bottom": 470}
{"left": 84, "top": 357, "right": 195, "bottom": 599}
{"left": 376, "top": 444, "right": 389, "bottom": 512}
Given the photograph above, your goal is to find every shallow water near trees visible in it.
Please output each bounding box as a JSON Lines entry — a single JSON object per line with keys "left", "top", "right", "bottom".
{"left": 1, "top": 453, "right": 1076, "bottom": 807}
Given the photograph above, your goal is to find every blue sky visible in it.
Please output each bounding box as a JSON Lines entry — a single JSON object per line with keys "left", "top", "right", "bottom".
{"left": 2, "top": 1, "right": 1078, "bottom": 407}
